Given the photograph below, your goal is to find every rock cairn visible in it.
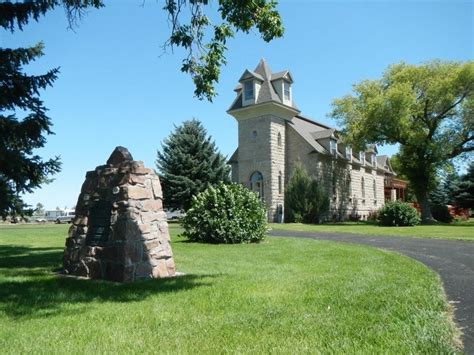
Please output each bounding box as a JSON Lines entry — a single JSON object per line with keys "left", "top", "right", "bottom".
{"left": 63, "top": 146, "right": 176, "bottom": 282}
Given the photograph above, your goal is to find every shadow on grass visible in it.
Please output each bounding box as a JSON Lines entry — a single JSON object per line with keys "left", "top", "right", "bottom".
{"left": 0, "top": 245, "right": 215, "bottom": 319}
{"left": 0, "top": 245, "right": 63, "bottom": 270}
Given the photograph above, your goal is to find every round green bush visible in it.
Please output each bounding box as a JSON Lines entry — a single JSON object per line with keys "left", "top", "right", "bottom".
{"left": 181, "top": 182, "right": 268, "bottom": 243}
{"left": 378, "top": 201, "right": 420, "bottom": 226}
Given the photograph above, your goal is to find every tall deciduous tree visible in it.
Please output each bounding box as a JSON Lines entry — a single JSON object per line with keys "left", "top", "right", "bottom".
{"left": 331, "top": 61, "right": 474, "bottom": 223}
{"left": 156, "top": 119, "right": 230, "bottom": 211}
{"left": 1, "top": 0, "right": 284, "bottom": 101}
{"left": 1, "top": 0, "right": 283, "bottom": 218}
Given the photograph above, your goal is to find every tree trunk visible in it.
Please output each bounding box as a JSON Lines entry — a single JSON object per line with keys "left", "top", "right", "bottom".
{"left": 415, "top": 191, "right": 434, "bottom": 224}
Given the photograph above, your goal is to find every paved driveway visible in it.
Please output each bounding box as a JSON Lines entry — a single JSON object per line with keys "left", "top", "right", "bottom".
{"left": 269, "top": 229, "right": 474, "bottom": 353}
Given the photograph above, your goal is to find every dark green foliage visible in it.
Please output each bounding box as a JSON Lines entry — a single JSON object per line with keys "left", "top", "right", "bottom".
{"left": 378, "top": 201, "right": 420, "bottom": 227}
{"left": 156, "top": 119, "right": 230, "bottom": 211}
{"left": 285, "top": 164, "right": 329, "bottom": 224}
{"left": 331, "top": 61, "right": 474, "bottom": 223}
{"left": 430, "top": 204, "right": 453, "bottom": 223}
{"left": 167, "top": 0, "right": 284, "bottom": 100}
{"left": 1, "top": 1, "right": 282, "bottom": 101}
{"left": 0, "top": 1, "right": 103, "bottom": 31}
{"left": 451, "top": 163, "right": 474, "bottom": 209}
{"left": 0, "top": 42, "right": 61, "bottom": 219}
{"left": 181, "top": 182, "right": 267, "bottom": 243}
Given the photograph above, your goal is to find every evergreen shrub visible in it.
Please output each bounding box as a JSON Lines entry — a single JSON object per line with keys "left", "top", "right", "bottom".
{"left": 285, "top": 164, "right": 329, "bottom": 224}
{"left": 378, "top": 201, "right": 420, "bottom": 226}
{"left": 181, "top": 182, "right": 267, "bottom": 243}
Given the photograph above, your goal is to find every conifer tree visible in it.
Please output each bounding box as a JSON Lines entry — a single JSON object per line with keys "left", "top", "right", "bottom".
{"left": 451, "top": 163, "right": 474, "bottom": 209}
{"left": 0, "top": 42, "right": 61, "bottom": 219}
{"left": 156, "top": 119, "right": 230, "bottom": 211}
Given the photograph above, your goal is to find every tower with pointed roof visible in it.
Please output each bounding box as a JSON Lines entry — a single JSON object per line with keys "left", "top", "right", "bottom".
{"left": 227, "top": 59, "right": 299, "bottom": 221}
{"left": 228, "top": 60, "right": 400, "bottom": 222}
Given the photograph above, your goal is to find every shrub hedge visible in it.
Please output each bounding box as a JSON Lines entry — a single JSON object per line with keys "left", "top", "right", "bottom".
{"left": 181, "top": 182, "right": 267, "bottom": 243}
{"left": 378, "top": 201, "right": 420, "bottom": 226}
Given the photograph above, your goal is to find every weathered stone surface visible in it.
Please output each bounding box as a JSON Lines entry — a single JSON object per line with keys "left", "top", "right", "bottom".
{"left": 151, "top": 178, "right": 163, "bottom": 199}
{"left": 63, "top": 146, "right": 175, "bottom": 283}
{"left": 107, "top": 146, "right": 134, "bottom": 166}
{"left": 152, "top": 260, "right": 169, "bottom": 278}
{"left": 142, "top": 199, "right": 163, "bottom": 212}
{"left": 127, "top": 185, "right": 152, "bottom": 200}
{"left": 129, "top": 174, "right": 146, "bottom": 185}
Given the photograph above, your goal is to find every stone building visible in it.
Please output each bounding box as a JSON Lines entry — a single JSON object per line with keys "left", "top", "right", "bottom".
{"left": 227, "top": 59, "right": 399, "bottom": 222}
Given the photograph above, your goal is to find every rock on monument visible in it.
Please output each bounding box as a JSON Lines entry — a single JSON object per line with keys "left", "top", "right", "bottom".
{"left": 63, "top": 146, "right": 176, "bottom": 282}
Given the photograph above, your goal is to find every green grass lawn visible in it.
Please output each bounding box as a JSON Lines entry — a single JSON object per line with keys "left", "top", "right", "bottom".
{"left": 0, "top": 224, "right": 461, "bottom": 353}
{"left": 270, "top": 219, "right": 474, "bottom": 241}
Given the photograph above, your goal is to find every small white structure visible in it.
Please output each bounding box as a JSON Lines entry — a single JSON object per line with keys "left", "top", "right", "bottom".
{"left": 45, "top": 209, "right": 75, "bottom": 223}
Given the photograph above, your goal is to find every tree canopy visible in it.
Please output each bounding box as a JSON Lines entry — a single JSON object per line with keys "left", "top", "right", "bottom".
{"left": 156, "top": 119, "right": 230, "bottom": 211}
{"left": 331, "top": 60, "right": 474, "bottom": 223}
{"left": 451, "top": 163, "right": 474, "bottom": 209}
{"left": 1, "top": 0, "right": 283, "bottom": 218}
{"left": 1, "top": 0, "right": 284, "bottom": 101}
{"left": 0, "top": 42, "right": 61, "bottom": 219}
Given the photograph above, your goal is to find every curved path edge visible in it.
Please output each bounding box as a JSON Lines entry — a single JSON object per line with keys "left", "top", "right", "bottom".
{"left": 269, "top": 229, "right": 474, "bottom": 353}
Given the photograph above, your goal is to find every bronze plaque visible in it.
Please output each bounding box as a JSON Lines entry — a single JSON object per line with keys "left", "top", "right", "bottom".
{"left": 86, "top": 201, "right": 112, "bottom": 246}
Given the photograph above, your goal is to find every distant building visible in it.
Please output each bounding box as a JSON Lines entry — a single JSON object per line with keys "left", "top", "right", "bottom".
{"left": 227, "top": 59, "right": 405, "bottom": 222}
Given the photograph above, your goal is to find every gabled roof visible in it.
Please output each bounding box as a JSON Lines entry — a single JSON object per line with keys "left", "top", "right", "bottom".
{"left": 271, "top": 70, "right": 294, "bottom": 83}
{"left": 239, "top": 69, "right": 264, "bottom": 82}
{"left": 228, "top": 148, "right": 238, "bottom": 164}
{"left": 376, "top": 155, "right": 396, "bottom": 175}
{"left": 228, "top": 59, "right": 298, "bottom": 112}
{"left": 366, "top": 144, "right": 378, "bottom": 154}
{"left": 289, "top": 115, "right": 330, "bottom": 154}
{"left": 310, "top": 128, "right": 336, "bottom": 140}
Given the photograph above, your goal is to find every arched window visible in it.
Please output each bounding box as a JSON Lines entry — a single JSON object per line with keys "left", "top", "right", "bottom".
{"left": 348, "top": 175, "right": 352, "bottom": 197}
{"left": 278, "top": 171, "right": 282, "bottom": 194}
{"left": 373, "top": 179, "right": 377, "bottom": 199}
{"left": 250, "top": 171, "right": 264, "bottom": 198}
{"left": 361, "top": 177, "right": 365, "bottom": 199}
{"left": 277, "top": 132, "right": 282, "bottom": 147}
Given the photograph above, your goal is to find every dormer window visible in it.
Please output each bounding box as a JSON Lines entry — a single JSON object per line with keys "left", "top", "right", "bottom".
{"left": 359, "top": 152, "right": 365, "bottom": 165}
{"left": 345, "top": 147, "right": 352, "bottom": 161}
{"left": 330, "top": 139, "right": 337, "bottom": 156}
{"left": 283, "top": 81, "right": 291, "bottom": 101}
{"left": 244, "top": 81, "right": 254, "bottom": 100}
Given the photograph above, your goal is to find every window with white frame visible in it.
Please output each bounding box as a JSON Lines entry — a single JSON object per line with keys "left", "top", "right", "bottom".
{"left": 283, "top": 81, "right": 291, "bottom": 101}
{"left": 244, "top": 80, "right": 254, "bottom": 100}
{"left": 373, "top": 179, "right": 377, "bottom": 200}
{"left": 330, "top": 139, "right": 337, "bottom": 156}
{"left": 345, "top": 147, "right": 352, "bottom": 160}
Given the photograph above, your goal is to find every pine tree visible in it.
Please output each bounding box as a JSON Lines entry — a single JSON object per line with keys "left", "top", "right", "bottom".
{"left": 451, "top": 163, "right": 474, "bottom": 209}
{"left": 156, "top": 119, "right": 230, "bottom": 211}
{"left": 0, "top": 42, "right": 61, "bottom": 219}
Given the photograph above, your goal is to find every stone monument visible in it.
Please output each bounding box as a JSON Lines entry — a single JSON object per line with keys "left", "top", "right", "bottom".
{"left": 63, "top": 146, "right": 176, "bottom": 282}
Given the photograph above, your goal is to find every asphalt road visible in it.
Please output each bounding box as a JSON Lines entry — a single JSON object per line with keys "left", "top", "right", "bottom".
{"left": 269, "top": 229, "right": 474, "bottom": 353}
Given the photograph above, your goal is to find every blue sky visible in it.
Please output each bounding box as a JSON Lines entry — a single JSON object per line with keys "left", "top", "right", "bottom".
{"left": 2, "top": 0, "right": 473, "bottom": 210}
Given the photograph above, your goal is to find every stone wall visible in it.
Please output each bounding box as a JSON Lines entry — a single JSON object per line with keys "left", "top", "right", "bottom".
{"left": 285, "top": 126, "right": 386, "bottom": 220}
{"left": 237, "top": 114, "right": 287, "bottom": 221}
{"left": 63, "top": 147, "right": 175, "bottom": 282}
